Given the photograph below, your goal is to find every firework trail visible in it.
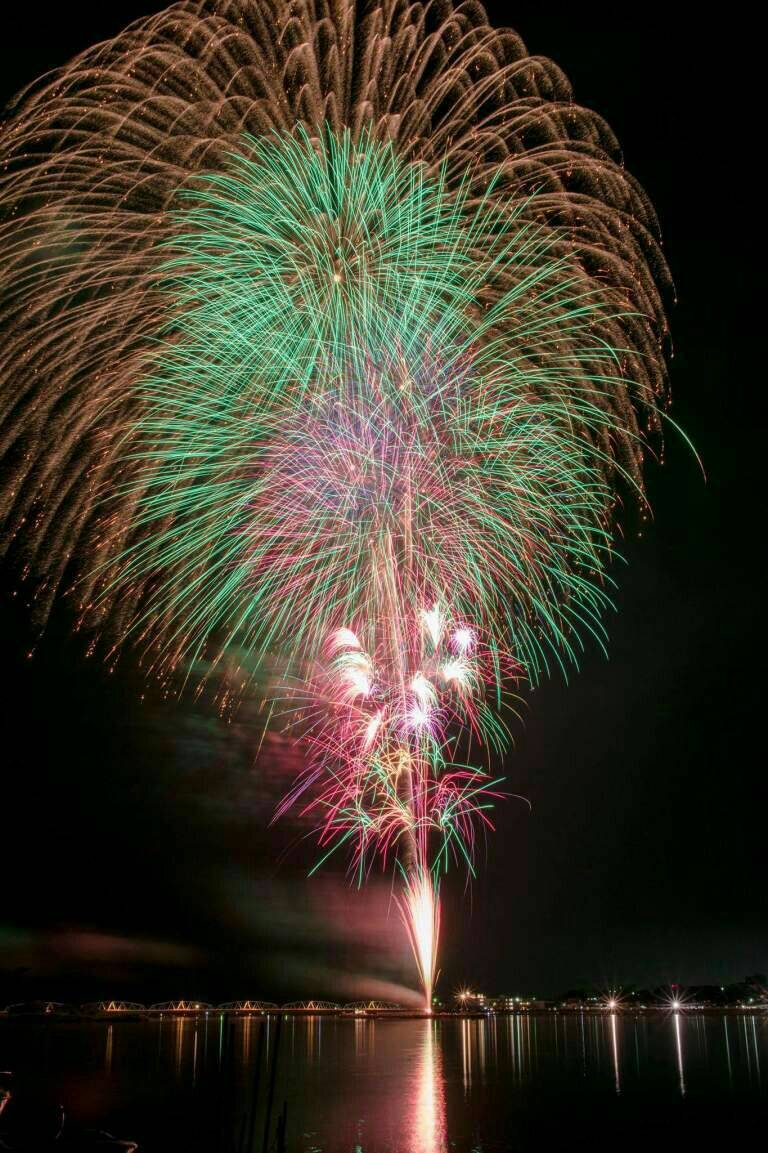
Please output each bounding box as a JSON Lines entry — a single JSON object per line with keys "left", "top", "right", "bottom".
{"left": 0, "top": 1, "right": 670, "bottom": 1004}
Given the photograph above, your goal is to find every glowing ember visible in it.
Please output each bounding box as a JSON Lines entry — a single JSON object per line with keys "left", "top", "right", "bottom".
{"left": 0, "top": 0, "right": 673, "bottom": 1003}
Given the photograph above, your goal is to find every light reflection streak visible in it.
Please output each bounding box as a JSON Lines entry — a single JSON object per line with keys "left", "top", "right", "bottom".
{"left": 104, "top": 1024, "right": 113, "bottom": 1074}
{"left": 459, "top": 1017, "right": 491, "bottom": 1088}
{"left": 673, "top": 1012, "right": 686, "bottom": 1096}
{"left": 514, "top": 1016, "right": 521, "bottom": 1081}
{"left": 741, "top": 1017, "right": 751, "bottom": 1079}
{"left": 487, "top": 1014, "right": 498, "bottom": 1071}
{"left": 354, "top": 1017, "right": 373, "bottom": 1060}
{"left": 609, "top": 1013, "right": 620, "bottom": 1094}
{"left": 750, "top": 1017, "right": 762, "bottom": 1085}
{"left": 409, "top": 1022, "right": 446, "bottom": 1153}
{"left": 523, "top": 1015, "right": 533, "bottom": 1078}
{"left": 242, "top": 1015, "right": 253, "bottom": 1064}
{"left": 461, "top": 1019, "right": 472, "bottom": 1090}
{"left": 174, "top": 1017, "right": 185, "bottom": 1078}
{"left": 305, "top": 1015, "right": 321, "bottom": 1063}
{"left": 591, "top": 1013, "right": 600, "bottom": 1064}
{"left": 501, "top": 1013, "right": 539, "bottom": 1085}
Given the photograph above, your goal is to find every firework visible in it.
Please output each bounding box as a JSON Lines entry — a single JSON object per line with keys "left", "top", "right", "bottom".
{"left": 0, "top": 1, "right": 670, "bottom": 1004}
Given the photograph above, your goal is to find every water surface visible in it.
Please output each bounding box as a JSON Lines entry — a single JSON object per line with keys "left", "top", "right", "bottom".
{"left": 1, "top": 1012, "right": 764, "bottom": 1150}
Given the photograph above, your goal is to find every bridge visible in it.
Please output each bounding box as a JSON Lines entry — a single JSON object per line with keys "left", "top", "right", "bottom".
{"left": 3, "top": 999, "right": 409, "bottom": 1018}
{"left": 344, "top": 1000, "right": 404, "bottom": 1013}
{"left": 217, "top": 1000, "right": 278, "bottom": 1013}
{"left": 82, "top": 1001, "right": 145, "bottom": 1016}
{"left": 282, "top": 1000, "right": 341, "bottom": 1013}
{"left": 148, "top": 1000, "right": 214, "bottom": 1015}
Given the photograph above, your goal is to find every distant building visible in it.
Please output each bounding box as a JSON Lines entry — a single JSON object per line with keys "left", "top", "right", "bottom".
{"left": 454, "top": 990, "right": 487, "bottom": 1011}
{"left": 486, "top": 995, "right": 552, "bottom": 1012}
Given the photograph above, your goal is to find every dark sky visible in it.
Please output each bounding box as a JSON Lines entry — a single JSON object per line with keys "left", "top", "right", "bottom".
{"left": 1, "top": 4, "right": 762, "bottom": 1005}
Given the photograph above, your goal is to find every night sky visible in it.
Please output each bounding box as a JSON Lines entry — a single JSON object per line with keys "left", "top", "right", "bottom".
{"left": 1, "top": 5, "right": 762, "bottom": 1006}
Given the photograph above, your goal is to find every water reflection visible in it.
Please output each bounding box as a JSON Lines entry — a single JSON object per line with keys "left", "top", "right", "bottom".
{"left": 742, "top": 1014, "right": 763, "bottom": 1087}
{"left": 409, "top": 1022, "right": 446, "bottom": 1153}
{"left": 460, "top": 1015, "right": 501, "bottom": 1091}
{"left": 460, "top": 1018, "right": 472, "bottom": 1089}
{"left": 174, "top": 1017, "right": 185, "bottom": 1078}
{"left": 104, "top": 1023, "right": 114, "bottom": 1074}
{"left": 2, "top": 1012, "right": 765, "bottom": 1151}
{"left": 751, "top": 1016, "right": 762, "bottom": 1085}
{"left": 354, "top": 1016, "right": 374, "bottom": 1059}
{"left": 609, "top": 1013, "right": 620, "bottom": 1094}
{"left": 673, "top": 1012, "right": 686, "bottom": 1096}
{"left": 305, "top": 1014, "right": 322, "bottom": 1062}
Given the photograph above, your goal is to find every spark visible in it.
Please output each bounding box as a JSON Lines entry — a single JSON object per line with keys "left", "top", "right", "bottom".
{"left": 0, "top": 0, "right": 673, "bottom": 1005}
{"left": 422, "top": 605, "right": 444, "bottom": 650}
{"left": 400, "top": 871, "right": 441, "bottom": 1012}
{"left": 452, "top": 629, "right": 474, "bottom": 655}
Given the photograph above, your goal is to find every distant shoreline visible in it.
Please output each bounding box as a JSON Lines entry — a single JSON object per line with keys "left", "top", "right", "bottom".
{"left": 1, "top": 1005, "right": 764, "bottom": 1023}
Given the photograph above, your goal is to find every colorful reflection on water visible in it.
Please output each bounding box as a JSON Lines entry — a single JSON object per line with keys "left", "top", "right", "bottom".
{"left": 410, "top": 1022, "right": 445, "bottom": 1153}
{"left": 1, "top": 1012, "right": 765, "bottom": 1151}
